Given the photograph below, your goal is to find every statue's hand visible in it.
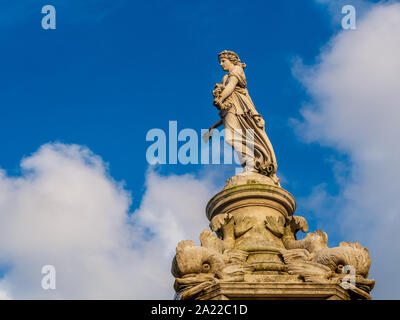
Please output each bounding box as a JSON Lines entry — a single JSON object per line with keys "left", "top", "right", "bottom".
{"left": 215, "top": 98, "right": 233, "bottom": 111}
{"left": 213, "top": 98, "right": 222, "bottom": 109}
{"left": 202, "top": 129, "right": 214, "bottom": 144}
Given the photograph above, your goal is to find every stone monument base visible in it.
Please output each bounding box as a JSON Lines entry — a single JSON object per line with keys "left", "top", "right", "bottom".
{"left": 172, "top": 172, "right": 375, "bottom": 300}
{"left": 196, "top": 282, "right": 368, "bottom": 300}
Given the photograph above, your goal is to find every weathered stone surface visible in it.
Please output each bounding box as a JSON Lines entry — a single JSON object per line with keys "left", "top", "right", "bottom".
{"left": 172, "top": 172, "right": 375, "bottom": 300}
{"left": 196, "top": 282, "right": 354, "bottom": 300}
{"left": 171, "top": 51, "right": 374, "bottom": 300}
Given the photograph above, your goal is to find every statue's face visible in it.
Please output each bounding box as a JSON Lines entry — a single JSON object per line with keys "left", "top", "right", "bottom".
{"left": 219, "top": 58, "right": 234, "bottom": 71}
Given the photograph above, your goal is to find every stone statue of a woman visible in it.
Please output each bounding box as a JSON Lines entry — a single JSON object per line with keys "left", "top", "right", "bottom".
{"left": 204, "top": 50, "right": 280, "bottom": 186}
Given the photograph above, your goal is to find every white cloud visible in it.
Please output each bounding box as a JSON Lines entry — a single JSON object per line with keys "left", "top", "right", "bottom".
{"left": 0, "top": 284, "right": 12, "bottom": 300}
{"left": 0, "top": 143, "right": 216, "bottom": 299}
{"left": 293, "top": 3, "right": 400, "bottom": 299}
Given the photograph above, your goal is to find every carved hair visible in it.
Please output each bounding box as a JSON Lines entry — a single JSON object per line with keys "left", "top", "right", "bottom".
{"left": 218, "top": 50, "right": 247, "bottom": 69}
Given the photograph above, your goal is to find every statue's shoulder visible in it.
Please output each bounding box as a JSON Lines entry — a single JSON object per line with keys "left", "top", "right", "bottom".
{"left": 229, "top": 65, "right": 246, "bottom": 87}
{"left": 229, "top": 65, "right": 244, "bottom": 76}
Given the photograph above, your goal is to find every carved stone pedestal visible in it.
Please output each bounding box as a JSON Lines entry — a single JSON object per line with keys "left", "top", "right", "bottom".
{"left": 206, "top": 173, "right": 295, "bottom": 273}
{"left": 172, "top": 172, "right": 375, "bottom": 300}
{"left": 196, "top": 282, "right": 352, "bottom": 300}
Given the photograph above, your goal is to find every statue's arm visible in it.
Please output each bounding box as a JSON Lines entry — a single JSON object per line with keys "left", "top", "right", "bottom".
{"left": 202, "top": 119, "right": 223, "bottom": 143}
{"left": 210, "top": 119, "right": 223, "bottom": 130}
{"left": 217, "top": 76, "right": 238, "bottom": 104}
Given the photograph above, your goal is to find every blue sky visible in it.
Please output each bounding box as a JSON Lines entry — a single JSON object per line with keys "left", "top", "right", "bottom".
{"left": 1, "top": 0, "right": 338, "bottom": 208}
{"left": 0, "top": 0, "right": 397, "bottom": 299}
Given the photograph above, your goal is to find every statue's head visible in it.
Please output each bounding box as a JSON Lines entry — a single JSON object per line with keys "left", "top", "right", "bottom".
{"left": 218, "top": 50, "right": 246, "bottom": 71}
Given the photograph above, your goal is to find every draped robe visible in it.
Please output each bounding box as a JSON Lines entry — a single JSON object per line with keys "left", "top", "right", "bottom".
{"left": 218, "top": 65, "right": 279, "bottom": 183}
